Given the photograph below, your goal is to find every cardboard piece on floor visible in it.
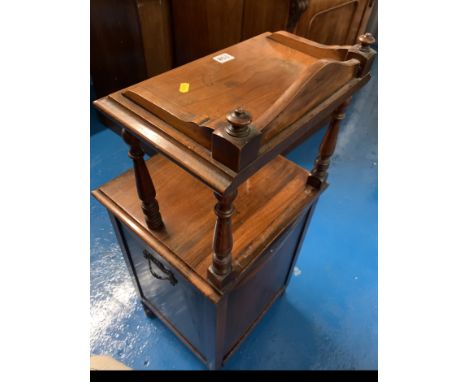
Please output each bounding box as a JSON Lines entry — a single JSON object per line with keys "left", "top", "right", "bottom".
{"left": 90, "top": 355, "right": 132, "bottom": 370}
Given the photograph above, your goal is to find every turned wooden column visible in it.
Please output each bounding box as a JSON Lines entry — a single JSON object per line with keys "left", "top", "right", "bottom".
{"left": 307, "top": 98, "right": 351, "bottom": 189}
{"left": 121, "top": 129, "right": 164, "bottom": 230}
{"left": 207, "top": 190, "right": 237, "bottom": 288}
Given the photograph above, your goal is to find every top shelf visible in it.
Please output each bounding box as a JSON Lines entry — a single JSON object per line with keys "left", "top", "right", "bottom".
{"left": 94, "top": 31, "right": 375, "bottom": 193}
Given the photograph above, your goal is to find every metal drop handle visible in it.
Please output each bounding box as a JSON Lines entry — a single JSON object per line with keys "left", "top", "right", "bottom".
{"left": 143, "top": 250, "right": 177, "bottom": 286}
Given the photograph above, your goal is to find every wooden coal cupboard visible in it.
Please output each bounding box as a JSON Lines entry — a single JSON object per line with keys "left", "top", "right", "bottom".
{"left": 92, "top": 30, "right": 375, "bottom": 369}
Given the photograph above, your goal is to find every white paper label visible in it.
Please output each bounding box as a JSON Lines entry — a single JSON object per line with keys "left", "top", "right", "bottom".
{"left": 213, "top": 53, "right": 235, "bottom": 64}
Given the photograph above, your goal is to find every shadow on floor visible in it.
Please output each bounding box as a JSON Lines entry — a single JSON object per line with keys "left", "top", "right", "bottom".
{"left": 224, "top": 294, "right": 359, "bottom": 370}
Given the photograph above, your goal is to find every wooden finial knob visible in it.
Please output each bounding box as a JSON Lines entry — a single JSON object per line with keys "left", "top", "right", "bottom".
{"left": 358, "top": 33, "right": 376, "bottom": 52}
{"left": 226, "top": 107, "right": 252, "bottom": 137}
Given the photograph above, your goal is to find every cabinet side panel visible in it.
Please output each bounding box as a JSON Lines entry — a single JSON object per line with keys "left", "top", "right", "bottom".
{"left": 284, "top": 200, "right": 318, "bottom": 287}
{"left": 119, "top": 222, "right": 216, "bottom": 362}
{"left": 223, "top": 210, "right": 310, "bottom": 356}
{"left": 108, "top": 213, "right": 145, "bottom": 299}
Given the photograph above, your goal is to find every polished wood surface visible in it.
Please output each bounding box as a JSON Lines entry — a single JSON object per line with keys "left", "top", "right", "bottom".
{"left": 208, "top": 191, "right": 237, "bottom": 287}
{"left": 91, "top": 0, "right": 375, "bottom": 105}
{"left": 92, "top": 153, "right": 320, "bottom": 296}
{"left": 308, "top": 99, "right": 351, "bottom": 188}
{"left": 121, "top": 129, "right": 164, "bottom": 230}
{"left": 122, "top": 32, "right": 320, "bottom": 143}
{"left": 106, "top": 200, "right": 313, "bottom": 369}
{"left": 169, "top": 0, "right": 374, "bottom": 66}
{"left": 91, "top": 28, "right": 376, "bottom": 370}
{"left": 171, "top": 0, "right": 244, "bottom": 66}
{"left": 91, "top": 0, "right": 146, "bottom": 98}
{"left": 95, "top": 32, "right": 374, "bottom": 174}
{"left": 293, "top": 0, "right": 375, "bottom": 45}
{"left": 94, "top": 71, "right": 371, "bottom": 195}
{"left": 242, "top": 0, "right": 290, "bottom": 40}
{"left": 223, "top": 209, "right": 310, "bottom": 356}
{"left": 90, "top": 0, "right": 172, "bottom": 99}
{"left": 122, "top": 31, "right": 357, "bottom": 143}
{"left": 170, "top": 0, "right": 292, "bottom": 66}
{"left": 136, "top": 0, "right": 173, "bottom": 77}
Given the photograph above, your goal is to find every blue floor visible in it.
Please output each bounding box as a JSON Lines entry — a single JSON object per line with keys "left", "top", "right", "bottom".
{"left": 90, "top": 62, "right": 377, "bottom": 370}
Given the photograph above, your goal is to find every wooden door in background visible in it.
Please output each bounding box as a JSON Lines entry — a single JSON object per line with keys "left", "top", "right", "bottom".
{"left": 170, "top": 0, "right": 244, "bottom": 66}
{"left": 91, "top": 0, "right": 173, "bottom": 100}
{"left": 292, "top": 0, "right": 375, "bottom": 45}
{"left": 241, "top": 0, "right": 291, "bottom": 40}
{"left": 170, "top": 0, "right": 375, "bottom": 66}
{"left": 170, "top": 0, "right": 291, "bottom": 66}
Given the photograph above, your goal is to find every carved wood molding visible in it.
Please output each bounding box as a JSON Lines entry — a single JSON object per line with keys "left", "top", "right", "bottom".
{"left": 306, "top": 0, "right": 359, "bottom": 41}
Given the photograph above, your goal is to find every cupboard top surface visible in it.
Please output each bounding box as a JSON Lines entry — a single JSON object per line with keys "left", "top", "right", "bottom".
{"left": 92, "top": 154, "right": 320, "bottom": 299}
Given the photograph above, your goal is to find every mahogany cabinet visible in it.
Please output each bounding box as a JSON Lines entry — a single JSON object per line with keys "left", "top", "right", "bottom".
{"left": 96, "top": 154, "right": 317, "bottom": 369}
{"left": 292, "top": 0, "right": 375, "bottom": 45}
{"left": 90, "top": 0, "right": 173, "bottom": 100}
{"left": 92, "top": 31, "right": 376, "bottom": 369}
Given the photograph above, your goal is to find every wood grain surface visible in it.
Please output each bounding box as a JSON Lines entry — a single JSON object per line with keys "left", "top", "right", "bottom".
{"left": 93, "top": 154, "right": 319, "bottom": 296}
{"left": 293, "top": 0, "right": 374, "bottom": 45}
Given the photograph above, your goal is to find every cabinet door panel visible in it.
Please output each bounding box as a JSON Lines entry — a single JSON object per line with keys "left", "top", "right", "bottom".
{"left": 241, "top": 0, "right": 290, "bottom": 40}
{"left": 91, "top": 0, "right": 173, "bottom": 98}
{"left": 120, "top": 224, "right": 215, "bottom": 359}
{"left": 171, "top": 0, "right": 244, "bottom": 66}
{"left": 91, "top": 0, "right": 147, "bottom": 98}
{"left": 294, "top": 0, "right": 373, "bottom": 45}
{"left": 136, "top": 0, "right": 173, "bottom": 77}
